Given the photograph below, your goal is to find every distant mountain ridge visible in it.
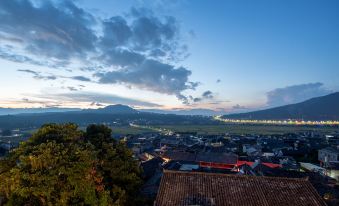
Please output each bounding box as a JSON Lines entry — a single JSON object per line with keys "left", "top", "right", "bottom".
{"left": 0, "top": 105, "right": 221, "bottom": 116}
{"left": 82, "top": 104, "right": 138, "bottom": 114}
{"left": 0, "top": 107, "right": 80, "bottom": 115}
{"left": 140, "top": 108, "right": 223, "bottom": 116}
{"left": 223, "top": 92, "right": 339, "bottom": 120}
{"left": 0, "top": 105, "right": 138, "bottom": 116}
{"left": 0, "top": 105, "right": 214, "bottom": 129}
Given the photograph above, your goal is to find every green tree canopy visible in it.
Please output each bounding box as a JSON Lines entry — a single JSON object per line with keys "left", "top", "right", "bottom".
{"left": 0, "top": 123, "right": 143, "bottom": 206}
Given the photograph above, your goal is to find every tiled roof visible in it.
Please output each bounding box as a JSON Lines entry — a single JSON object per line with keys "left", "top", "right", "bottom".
{"left": 141, "top": 157, "right": 164, "bottom": 179}
{"left": 163, "top": 151, "right": 238, "bottom": 164}
{"left": 237, "top": 161, "right": 281, "bottom": 169}
{"left": 196, "top": 152, "right": 238, "bottom": 164}
{"left": 155, "top": 170, "right": 326, "bottom": 206}
{"left": 163, "top": 151, "right": 196, "bottom": 162}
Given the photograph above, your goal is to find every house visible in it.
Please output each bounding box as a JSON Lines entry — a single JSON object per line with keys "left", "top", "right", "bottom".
{"left": 325, "top": 161, "right": 339, "bottom": 181}
{"left": 160, "top": 137, "right": 181, "bottom": 148}
{"left": 140, "top": 157, "right": 164, "bottom": 180}
{"left": 154, "top": 170, "right": 326, "bottom": 206}
{"left": 318, "top": 147, "right": 339, "bottom": 163}
{"left": 300, "top": 162, "right": 326, "bottom": 175}
{"left": 237, "top": 160, "right": 281, "bottom": 170}
{"left": 243, "top": 144, "right": 262, "bottom": 156}
{"left": 161, "top": 151, "right": 238, "bottom": 170}
{"left": 196, "top": 152, "right": 238, "bottom": 170}
{"left": 162, "top": 151, "right": 196, "bottom": 162}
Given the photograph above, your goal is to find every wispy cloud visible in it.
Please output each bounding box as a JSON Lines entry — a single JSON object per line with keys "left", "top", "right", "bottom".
{"left": 17, "top": 69, "right": 58, "bottom": 81}
{"left": 17, "top": 69, "right": 93, "bottom": 83}
{"left": 70, "top": 76, "right": 92, "bottom": 82}
{"left": 29, "top": 91, "right": 161, "bottom": 107}
{"left": 232, "top": 104, "right": 247, "bottom": 109}
{"left": 66, "top": 86, "right": 78, "bottom": 91}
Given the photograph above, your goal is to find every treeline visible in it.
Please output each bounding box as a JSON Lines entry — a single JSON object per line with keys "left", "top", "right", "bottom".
{"left": 0, "top": 123, "right": 147, "bottom": 205}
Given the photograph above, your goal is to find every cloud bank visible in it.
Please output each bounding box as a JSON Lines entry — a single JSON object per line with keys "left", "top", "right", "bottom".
{"left": 29, "top": 91, "right": 161, "bottom": 107}
{"left": 0, "top": 0, "right": 198, "bottom": 103}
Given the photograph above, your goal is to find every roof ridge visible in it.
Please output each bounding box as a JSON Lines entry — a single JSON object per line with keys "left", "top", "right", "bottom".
{"left": 163, "top": 169, "right": 309, "bottom": 182}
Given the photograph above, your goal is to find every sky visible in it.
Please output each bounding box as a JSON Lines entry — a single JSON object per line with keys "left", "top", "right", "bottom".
{"left": 0, "top": 0, "right": 338, "bottom": 113}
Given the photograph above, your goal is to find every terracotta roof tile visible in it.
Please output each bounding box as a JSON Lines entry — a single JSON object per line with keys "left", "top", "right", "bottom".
{"left": 155, "top": 170, "right": 326, "bottom": 206}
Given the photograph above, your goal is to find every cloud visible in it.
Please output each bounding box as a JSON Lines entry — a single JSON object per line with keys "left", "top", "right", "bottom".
{"left": 17, "top": 69, "right": 39, "bottom": 76}
{"left": 0, "top": 49, "right": 46, "bottom": 66}
{"left": 0, "top": 1, "right": 198, "bottom": 103}
{"left": 19, "top": 97, "right": 62, "bottom": 107}
{"left": 66, "top": 86, "right": 78, "bottom": 91}
{"left": 0, "top": 0, "right": 96, "bottom": 61}
{"left": 193, "top": 97, "right": 202, "bottom": 103}
{"left": 232, "top": 104, "right": 247, "bottom": 109}
{"left": 96, "top": 59, "right": 197, "bottom": 96}
{"left": 266, "top": 82, "right": 332, "bottom": 107}
{"left": 71, "top": 76, "right": 92, "bottom": 82}
{"left": 17, "top": 69, "right": 58, "bottom": 81}
{"left": 31, "top": 91, "right": 161, "bottom": 107}
{"left": 216, "top": 79, "right": 221, "bottom": 83}
{"left": 202, "top": 90, "right": 214, "bottom": 99}
{"left": 90, "top": 102, "right": 104, "bottom": 107}
{"left": 188, "top": 90, "right": 215, "bottom": 103}
{"left": 18, "top": 69, "right": 94, "bottom": 83}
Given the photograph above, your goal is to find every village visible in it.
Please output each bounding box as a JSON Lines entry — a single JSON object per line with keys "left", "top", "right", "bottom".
{"left": 1, "top": 127, "right": 339, "bottom": 204}
{"left": 124, "top": 130, "right": 339, "bottom": 202}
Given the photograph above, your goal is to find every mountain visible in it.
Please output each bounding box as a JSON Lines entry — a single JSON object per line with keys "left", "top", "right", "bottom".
{"left": 0, "top": 105, "right": 215, "bottom": 129}
{"left": 0, "top": 105, "right": 137, "bottom": 116}
{"left": 0, "top": 104, "right": 221, "bottom": 116}
{"left": 0, "top": 107, "right": 80, "bottom": 115}
{"left": 83, "top": 104, "right": 138, "bottom": 114}
{"left": 140, "top": 108, "right": 223, "bottom": 116}
{"left": 223, "top": 92, "right": 339, "bottom": 120}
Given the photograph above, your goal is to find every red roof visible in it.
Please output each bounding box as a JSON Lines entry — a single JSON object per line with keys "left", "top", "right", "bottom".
{"left": 237, "top": 160, "right": 281, "bottom": 168}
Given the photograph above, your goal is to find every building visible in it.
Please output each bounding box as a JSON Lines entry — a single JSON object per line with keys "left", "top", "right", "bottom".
{"left": 242, "top": 144, "right": 262, "bottom": 156}
{"left": 300, "top": 162, "right": 326, "bottom": 174}
{"left": 162, "top": 151, "right": 238, "bottom": 170}
{"left": 196, "top": 152, "right": 238, "bottom": 170}
{"left": 318, "top": 147, "right": 339, "bottom": 163}
{"left": 155, "top": 170, "right": 326, "bottom": 206}
{"left": 317, "top": 147, "right": 339, "bottom": 181}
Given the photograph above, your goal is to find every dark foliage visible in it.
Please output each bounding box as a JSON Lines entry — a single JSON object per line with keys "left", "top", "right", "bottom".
{"left": 0, "top": 123, "right": 144, "bottom": 205}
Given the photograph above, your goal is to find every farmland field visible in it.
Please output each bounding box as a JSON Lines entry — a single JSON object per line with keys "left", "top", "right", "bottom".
{"left": 151, "top": 124, "right": 339, "bottom": 135}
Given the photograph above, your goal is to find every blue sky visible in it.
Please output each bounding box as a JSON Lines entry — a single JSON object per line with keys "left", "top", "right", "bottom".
{"left": 0, "top": 0, "right": 338, "bottom": 112}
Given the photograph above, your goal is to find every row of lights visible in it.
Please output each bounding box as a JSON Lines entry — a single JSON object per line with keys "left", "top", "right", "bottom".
{"left": 215, "top": 116, "right": 339, "bottom": 125}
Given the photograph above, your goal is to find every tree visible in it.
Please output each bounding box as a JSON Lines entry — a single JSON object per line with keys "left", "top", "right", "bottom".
{"left": 0, "top": 123, "right": 143, "bottom": 206}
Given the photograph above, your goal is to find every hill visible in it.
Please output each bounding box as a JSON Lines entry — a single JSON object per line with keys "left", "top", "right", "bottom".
{"left": 223, "top": 92, "right": 339, "bottom": 120}
{"left": 0, "top": 107, "right": 80, "bottom": 115}
{"left": 82, "top": 104, "right": 139, "bottom": 114}
{"left": 140, "top": 108, "right": 223, "bottom": 116}
{"left": 0, "top": 105, "right": 136, "bottom": 116}
{"left": 0, "top": 105, "right": 215, "bottom": 129}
